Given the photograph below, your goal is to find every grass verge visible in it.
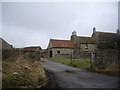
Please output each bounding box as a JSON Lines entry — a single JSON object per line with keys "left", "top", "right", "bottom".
{"left": 47, "top": 58, "right": 119, "bottom": 76}
{"left": 47, "top": 58, "right": 90, "bottom": 69}
{"left": 2, "top": 53, "right": 48, "bottom": 88}
{"left": 87, "top": 63, "right": 120, "bottom": 77}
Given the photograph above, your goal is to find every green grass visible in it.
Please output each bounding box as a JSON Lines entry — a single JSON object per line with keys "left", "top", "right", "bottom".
{"left": 47, "top": 58, "right": 119, "bottom": 76}
{"left": 47, "top": 58, "right": 90, "bottom": 69}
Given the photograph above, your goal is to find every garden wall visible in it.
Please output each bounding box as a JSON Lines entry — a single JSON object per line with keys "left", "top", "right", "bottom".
{"left": 91, "top": 49, "right": 119, "bottom": 68}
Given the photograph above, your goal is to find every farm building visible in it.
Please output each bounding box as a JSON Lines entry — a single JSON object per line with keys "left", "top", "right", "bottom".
{"left": 47, "top": 39, "right": 74, "bottom": 58}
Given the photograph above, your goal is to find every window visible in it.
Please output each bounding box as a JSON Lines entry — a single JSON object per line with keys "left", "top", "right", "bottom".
{"left": 85, "top": 44, "right": 88, "bottom": 49}
{"left": 57, "top": 50, "right": 60, "bottom": 54}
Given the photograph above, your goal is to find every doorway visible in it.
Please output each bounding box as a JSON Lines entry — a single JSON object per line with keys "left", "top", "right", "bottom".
{"left": 50, "top": 51, "right": 52, "bottom": 58}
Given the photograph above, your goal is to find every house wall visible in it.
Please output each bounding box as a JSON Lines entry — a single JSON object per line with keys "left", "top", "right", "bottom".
{"left": 50, "top": 48, "right": 73, "bottom": 58}
{"left": 70, "top": 35, "right": 79, "bottom": 45}
{"left": 47, "top": 40, "right": 52, "bottom": 49}
{"left": 92, "top": 32, "right": 99, "bottom": 43}
{"left": 80, "top": 44, "right": 96, "bottom": 52}
{"left": 71, "top": 34, "right": 96, "bottom": 52}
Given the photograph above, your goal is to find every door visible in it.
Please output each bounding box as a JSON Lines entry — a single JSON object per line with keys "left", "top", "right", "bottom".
{"left": 50, "top": 51, "right": 52, "bottom": 58}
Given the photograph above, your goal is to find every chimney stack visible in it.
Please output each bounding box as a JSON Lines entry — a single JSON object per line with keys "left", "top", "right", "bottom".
{"left": 117, "top": 29, "right": 120, "bottom": 35}
{"left": 93, "top": 27, "right": 96, "bottom": 33}
{"left": 72, "top": 31, "right": 77, "bottom": 36}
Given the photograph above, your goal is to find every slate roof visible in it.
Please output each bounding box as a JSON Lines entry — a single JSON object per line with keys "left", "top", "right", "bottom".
{"left": 93, "top": 31, "right": 120, "bottom": 42}
{"left": 50, "top": 39, "right": 74, "bottom": 48}
{"left": 78, "top": 37, "right": 96, "bottom": 44}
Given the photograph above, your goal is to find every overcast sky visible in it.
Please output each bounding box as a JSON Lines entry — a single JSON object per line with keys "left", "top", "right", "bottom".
{"left": 2, "top": 2, "right": 118, "bottom": 49}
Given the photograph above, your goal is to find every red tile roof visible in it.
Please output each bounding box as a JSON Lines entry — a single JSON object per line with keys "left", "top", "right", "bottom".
{"left": 50, "top": 39, "right": 74, "bottom": 48}
{"left": 23, "top": 46, "right": 41, "bottom": 50}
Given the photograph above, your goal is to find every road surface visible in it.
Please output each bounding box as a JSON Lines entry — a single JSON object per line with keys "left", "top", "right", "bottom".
{"left": 41, "top": 58, "right": 119, "bottom": 88}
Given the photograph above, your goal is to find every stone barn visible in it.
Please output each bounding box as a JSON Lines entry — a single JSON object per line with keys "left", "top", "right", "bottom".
{"left": 41, "top": 49, "right": 48, "bottom": 58}
{"left": 23, "top": 46, "right": 41, "bottom": 59}
{"left": 23, "top": 46, "right": 41, "bottom": 52}
{"left": 47, "top": 39, "right": 74, "bottom": 58}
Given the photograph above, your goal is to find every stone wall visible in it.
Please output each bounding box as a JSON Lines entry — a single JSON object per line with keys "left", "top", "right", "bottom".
{"left": 1, "top": 38, "right": 13, "bottom": 50}
{"left": 56, "top": 51, "right": 92, "bottom": 59}
{"left": 1, "top": 38, "right": 14, "bottom": 60}
{"left": 23, "top": 50, "right": 41, "bottom": 60}
{"left": 2, "top": 50, "right": 18, "bottom": 60}
{"left": 73, "top": 51, "right": 91, "bottom": 59}
{"left": 80, "top": 44, "right": 96, "bottom": 52}
{"left": 48, "top": 48, "right": 73, "bottom": 58}
{"left": 53, "top": 48, "right": 73, "bottom": 58}
{"left": 55, "top": 54, "right": 71, "bottom": 58}
{"left": 91, "top": 49, "right": 119, "bottom": 68}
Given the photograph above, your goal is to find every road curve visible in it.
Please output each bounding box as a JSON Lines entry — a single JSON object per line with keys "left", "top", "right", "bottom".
{"left": 41, "top": 58, "right": 119, "bottom": 88}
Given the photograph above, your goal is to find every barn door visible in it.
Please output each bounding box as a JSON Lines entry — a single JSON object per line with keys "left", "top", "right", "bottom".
{"left": 50, "top": 51, "right": 52, "bottom": 58}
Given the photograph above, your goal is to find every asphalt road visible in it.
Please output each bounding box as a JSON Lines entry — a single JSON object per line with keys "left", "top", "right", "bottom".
{"left": 41, "top": 58, "right": 119, "bottom": 88}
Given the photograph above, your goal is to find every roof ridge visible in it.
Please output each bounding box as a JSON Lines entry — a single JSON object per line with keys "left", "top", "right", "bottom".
{"left": 78, "top": 36, "right": 92, "bottom": 38}
{"left": 96, "top": 31, "right": 117, "bottom": 34}
{"left": 23, "top": 46, "right": 41, "bottom": 48}
{"left": 50, "top": 39, "right": 71, "bottom": 41}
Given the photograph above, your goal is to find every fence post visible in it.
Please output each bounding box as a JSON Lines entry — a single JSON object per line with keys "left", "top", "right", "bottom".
{"left": 91, "top": 51, "right": 95, "bottom": 68}
{"left": 70, "top": 52, "right": 73, "bottom": 64}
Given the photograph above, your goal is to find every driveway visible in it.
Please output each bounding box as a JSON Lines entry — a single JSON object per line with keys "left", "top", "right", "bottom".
{"left": 41, "top": 58, "right": 119, "bottom": 88}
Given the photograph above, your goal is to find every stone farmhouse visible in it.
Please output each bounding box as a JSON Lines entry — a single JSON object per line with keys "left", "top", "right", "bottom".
{"left": 70, "top": 31, "right": 96, "bottom": 53}
{"left": 47, "top": 39, "right": 74, "bottom": 58}
{"left": 91, "top": 28, "right": 120, "bottom": 68}
{"left": 92, "top": 28, "right": 120, "bottom": 50}
{"left": 46, "top": 27, "right": 120, "bottom": 58}
{"left": 46, "top": 30, "right": 96, "bottom": 58}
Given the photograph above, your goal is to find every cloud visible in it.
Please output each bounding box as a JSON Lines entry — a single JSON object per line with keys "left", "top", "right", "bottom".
{"left": 2, "top": 2, "right": 118, "bottom": 49}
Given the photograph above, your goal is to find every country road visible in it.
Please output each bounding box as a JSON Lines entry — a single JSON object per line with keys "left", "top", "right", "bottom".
{"left": 41, "top": 58, "right": 119, "bottom": 88}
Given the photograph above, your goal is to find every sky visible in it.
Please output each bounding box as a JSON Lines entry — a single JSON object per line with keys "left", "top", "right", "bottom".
{"left": 1, "top": 2, "right": 118, "bottom": 49}
{"left": 118, "top": 1, "right": 120, "bottom": 29}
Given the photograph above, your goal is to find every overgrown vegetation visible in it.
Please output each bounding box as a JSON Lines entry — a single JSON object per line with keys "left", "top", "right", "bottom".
{"left": 2, "top": 51, "right": 48, "bottom": 88}
{"left": 47, "top": 58, "right": 90, "bottom": 69}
